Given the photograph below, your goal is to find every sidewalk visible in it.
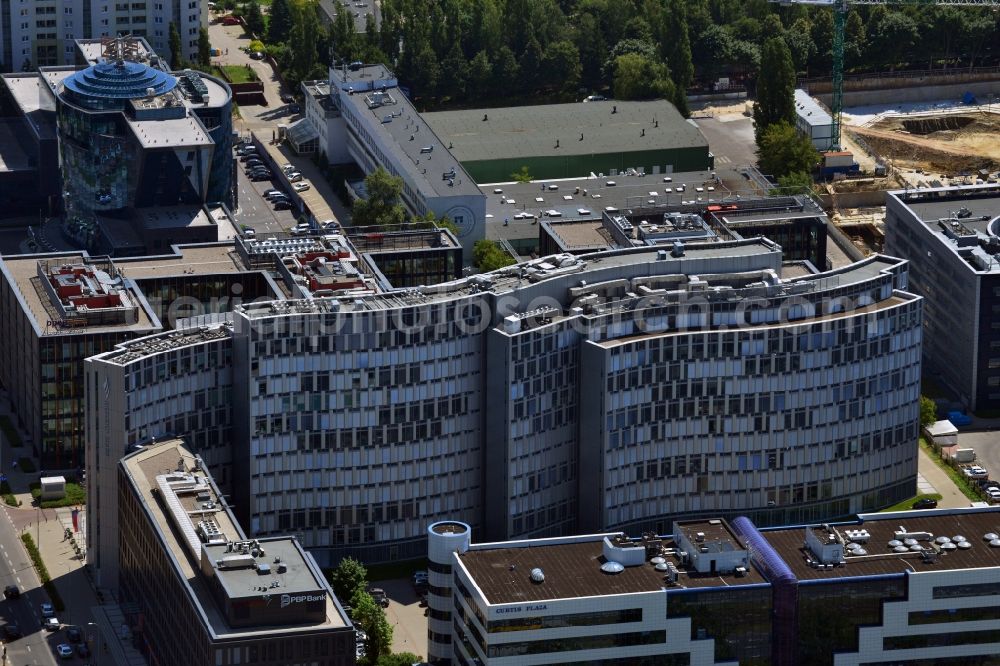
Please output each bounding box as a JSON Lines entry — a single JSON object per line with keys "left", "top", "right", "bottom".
{"left": 918, "top": 445, "right": 971, "bottom": 509}
{"left": 1, "top": 393, "right": 147, "bottom": 666}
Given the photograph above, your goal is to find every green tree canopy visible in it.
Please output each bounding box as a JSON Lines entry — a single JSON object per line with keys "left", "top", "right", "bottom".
{"left": 243, "top": 0, "right": 265, "bottom": 37}
{"left": 267, "top": 0, "right": 294, "bottom": 44}
{"left": 770, "top": 170, "right": 814, "bottom": 196}
{"left": 330, "top": 556, "right": 368, "bottom": 603}
{"left": 376, "top": 654, "right": 424, "bottom": 666}
{"left": 756, "top": 121, "right": 819, "bottom": 178}
{"left": 168, "top": 22, "right": 183, "bottom": 69}
{"left": 353, "top": 168, "right": 407, "bottom": 227}
{"left": 612, "top": 53, "right": 674, "bottom": 101}
{"left": 351, "top": 590, "right": 393, "bottom": 665}
{"left": 920, "top": 395, "right": 938, "bottom": 429}
{"left": 473, "top": 240, "right": 516, "bottom": 272}
{"left": 753, "top": 36, "right": 796, "bottom": 143}
{"left": 197, "top": 27, "right": 212, "bottom": 67}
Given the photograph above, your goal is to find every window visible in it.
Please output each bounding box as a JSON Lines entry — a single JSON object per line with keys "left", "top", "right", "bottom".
{"left": 933, "top": 582, "right": 1000, "bottom": 599}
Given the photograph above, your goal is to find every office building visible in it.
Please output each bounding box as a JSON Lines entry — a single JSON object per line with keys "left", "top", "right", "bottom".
{"left": 0, "top": 242, "right": 281, "bottom": 469}
{"left": 86, "top": 239, "right": 922, "bottom": 582}
{"left": 118, "top": 438, "right": 355, "bottom": 665}
{"left": 424, "top": 100, "right": 714, "bottom": 184}
{"left": 318, "top": 64, "right": 486, "bottom": 262}
{"left": 0, "top": 36, "right": 233, "bottom": 235}
{"left": 885, "top": 183, "right": 1000, "bottom": 411}
{"left": 345, "top": 225, "right": 462, "bottom": 288}
{"left": 434, "top": 507, "right": 1000, "bottom": 665}
{"left": 0, "top": 0, "right": 204, "bottom": 71}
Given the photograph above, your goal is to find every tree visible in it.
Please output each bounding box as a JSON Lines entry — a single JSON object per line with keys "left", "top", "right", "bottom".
{"left": 662, "top": 0, "right": 694, "bottom": 90}
{"left": 756, "top": 121, "right": 819, "bottom": 178}
{"left": 519, "top": 36, "right": 544, "bottom": 90}
{"left": 197, "top": 27, "right": 212, "bottom": 67}
{"left": 753, "top": 36, "right": 795, "bottom": 144}
{"left": 267, "top": 0, "right": 293, "bottom": 44}
{"left": 376, "top": 655, "right": 424, "bottom": 666}
{"left": 784, "top": 18, "right": 815, "bottom": 74}
{"left": 920, "top": 395, "right": 938, "bottom": 429}
{"left": 168, "top": 22, "right": 183, "bottom": 69}
{"left": 351, "top": 591, "right": 393, "bottom": 665}
{"left": 541, "top": 40, "right": 581, "bottom": 96}
{"left": 770, "top": 171, "right": 814, "bottom": 196}
{"left": 353, "top": 168, "right": 407, "bottom": 227}
{"left": 473, "top": 240, "right": 516, "bottom": 272}
{"left": 868, "top": 11, "right": 918, "bottom": 70}
{"left": 510, "top": 166, "right": 532, "bottom": 183}
{"left": 491, "top": 45, "right": 519, "bottom": 91}
{"left": 243, "top": 0, "right": 265, "bottom": 37}
{"left": 468, "top": 50, "right": 493, "bottom": 99}
{"left": 289, "top": 0, "right": 319, "bottom": 82}
{"left": 330, "top": 557, "right": 368, "bottom": 603}
{"left": 409, "top": 45, "right": 441, "bottom": 98}
{"left": 612, "top": 53, "right": 674, "bottom": 101}
{"left": 440, "top": 41, "right": 470, "bottom": 99}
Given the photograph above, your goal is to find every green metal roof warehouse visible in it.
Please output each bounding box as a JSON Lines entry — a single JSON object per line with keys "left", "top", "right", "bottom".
{"left": 422, "top": 100, "right": 713, "bottom": 184}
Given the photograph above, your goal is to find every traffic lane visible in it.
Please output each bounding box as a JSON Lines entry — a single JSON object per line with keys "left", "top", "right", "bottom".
{"left": 0, "top": 508, "right": 57, "bottom": 666}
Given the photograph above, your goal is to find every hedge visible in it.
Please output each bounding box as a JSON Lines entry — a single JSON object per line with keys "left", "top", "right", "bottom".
{"left": 21, "top": 533, "right": 65, "bottom": 612}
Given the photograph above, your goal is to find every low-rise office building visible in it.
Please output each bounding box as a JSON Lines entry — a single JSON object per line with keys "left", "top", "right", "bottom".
{"left": 794, "top": 89, "right": 834, "bottom": 152}
{"left": 885, "top": 183, "right": 1000, "bottom": 411}
{"left": 435, "top": 507, "right": 1000, "bottom": 665}
{"left": 322, "top": 64, "right": 486, "bottom": 262}
{"left": 118, "top": 438, "right": 355, "bottom": 665}
{"left": 86, "top": 240, "right": 922, "bottom": 582}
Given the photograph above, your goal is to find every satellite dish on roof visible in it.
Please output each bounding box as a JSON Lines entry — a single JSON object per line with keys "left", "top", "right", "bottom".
{"left": 601, "top": 561, "right": 625, "bottom": 574}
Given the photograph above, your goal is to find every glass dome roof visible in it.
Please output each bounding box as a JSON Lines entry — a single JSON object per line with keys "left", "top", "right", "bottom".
{"left": 63, "top": 60, "right": 177, "bottom": 105}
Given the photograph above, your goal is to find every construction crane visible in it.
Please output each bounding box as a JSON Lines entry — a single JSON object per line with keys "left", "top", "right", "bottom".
{"left": 772, "top": 0, "right": 1000, "bottom": 151}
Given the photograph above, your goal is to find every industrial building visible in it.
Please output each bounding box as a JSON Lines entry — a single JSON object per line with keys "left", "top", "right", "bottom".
{"left": 794, "top": 89, "right": 834, "bottom": 152}
{"left": 432, "top": 507, "right": 1000, "bottom": 665}
{"left": 86, "top": 242, "right": 921, "bottom": 582}
{"left": 117, "top": 438, "right": 355, "bottom": 665}
{"left": 0, "top": 0, "right": 205, "bottom": 71}
{"left": 885, "top": 183, "right": 1000, "bottom": 411}
{"left": 423, "top": 100, "right": 713, "bottom": 184}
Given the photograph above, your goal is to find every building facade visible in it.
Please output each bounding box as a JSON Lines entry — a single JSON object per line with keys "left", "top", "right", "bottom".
{"left": 794, "top": 89, "right": 834, "bottom": 152}
{"left": 885, "top": 184, "right": 1000, "bottom": 411}
{"left": 436, "top": 508, "right": 1000, "bottom": 666}
{"left": 118, "top": 438, "right": 355, "bottom": 666}
{"left": 85, "top": 241, "right": 923, "bottom": 579}
{"left": 0, "top": 0, "right": 204, "bottom": 72}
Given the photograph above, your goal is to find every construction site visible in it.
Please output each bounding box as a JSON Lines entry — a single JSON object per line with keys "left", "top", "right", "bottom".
{"left": 814, "top": 100, "right": 1000, "bottom": 260}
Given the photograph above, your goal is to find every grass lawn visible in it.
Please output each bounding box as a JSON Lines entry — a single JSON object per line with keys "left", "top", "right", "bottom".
{"left": 29, "top": 481, "right": 86, "bottom": 508}
{"left": 0, "top": 415, "right": 22, "bottom": 447}
{"left": 216, "top": 65, "right": 258, "bottom": 83}
{"left": 879, "top": 493, "right": 943, "bottom": 513}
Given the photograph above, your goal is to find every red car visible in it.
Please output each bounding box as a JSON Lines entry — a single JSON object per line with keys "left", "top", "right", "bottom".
{"left": 221, "top": 15, "right": 240, "bottom": 25}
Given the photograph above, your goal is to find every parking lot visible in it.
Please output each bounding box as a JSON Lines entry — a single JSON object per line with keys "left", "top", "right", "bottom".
{"left": 232, "top": 149, "right": 301, "bottom": 235}
{"left": 956, "top": 429, "right": 1000, "bottom": 498}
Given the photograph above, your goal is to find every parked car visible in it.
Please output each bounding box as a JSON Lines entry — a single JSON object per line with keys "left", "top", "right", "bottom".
{"left": 412, "top": 570, "right": 428, "bottom": 585}
{"left": 243, "top": 157, "right": 264, "bottom": 167}
{"left": 56, "top": 644, "right": 74, "bottom": 659}
{"left": 221, "top": 15, "right": 240, "bottom": 25}
{"left": 912, "top": 498, "right": 938, "bottom": 510}
{"left": 250, "top": 172, "right": 272, "bottom": 181}
{"left": 66, "top": 625, "right": 82, "bottom": 643}
{"left": 292, "top": 182, "right": 310, "bottom": 192}
{"left": 263, "top": 188, "right": 281, "bottom": 197}
{"left": 239, "top": 153, "right": 260, "bottom": 162}
{"left": 287, "top": 172, "right": 303, "bottom": 182}
{"left": 964, "top": 466, "right": 989, "bottom": 479}
{"left": 279, "top": 164, "right": 294, "bottom": 172}
{"left": 266, "top": 191, "right": 289, "bottom": 201}
{"left": 290, "top": 222, "right": 310, "bottom": 235}
{"left": 76, "top": 643, "right": 91, "bottom": 657}
{"left": 44, "top": 617, "right": 60, "bottom": 631}
{"left": 988, "top": 488, "right": 1000, "bottom": 502}
{"left": 4, "top": 584, "right": 19, "bottom": 599}
{"left": 368, "top": 588, "right": 389, "bottom": 608}
{"left": 41, "top": 602, "right": 54, "bottom": 618}
{"left": 280, "top": 94, "right": 294, "bottom": 104}
{"left": 2, "top": 622, "right": 22, "bottom": 640}
{"left": 274, "top": 200, "right": 293, "bottom": 210}
{"left": 250, "top": 51, "right": 264, "bottom": 60}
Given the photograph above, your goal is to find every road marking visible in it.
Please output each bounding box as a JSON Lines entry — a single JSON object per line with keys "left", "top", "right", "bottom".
{"left": 16, "top": 576, "right": 20, "bottom": 583}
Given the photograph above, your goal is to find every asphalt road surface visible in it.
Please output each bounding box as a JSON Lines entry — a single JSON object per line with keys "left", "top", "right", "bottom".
{"left": 0, "top": 507, "right": 57, "bottom": 666}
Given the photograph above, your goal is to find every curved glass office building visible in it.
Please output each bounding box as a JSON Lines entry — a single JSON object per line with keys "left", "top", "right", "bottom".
{"left": 54, "top": 38, "right": 232, "bottom": 247}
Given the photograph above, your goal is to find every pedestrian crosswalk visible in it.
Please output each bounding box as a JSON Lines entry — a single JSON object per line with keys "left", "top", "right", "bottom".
{"left": 715, "top": 155, "right": 732, "bottom": 164}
